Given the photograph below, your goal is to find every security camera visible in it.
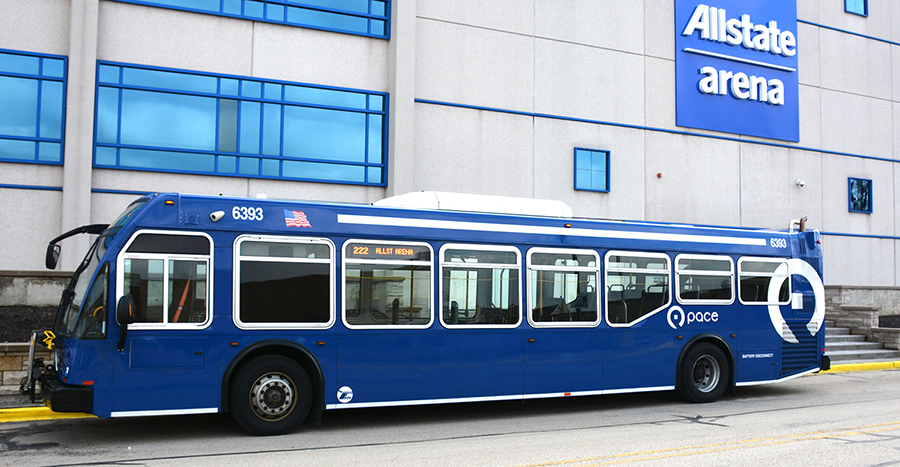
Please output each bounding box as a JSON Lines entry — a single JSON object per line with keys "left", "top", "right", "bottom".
{"left": 795, "top": 179, "right": 805, "bottom": 187}
{"left": 210, "top": 211, "right": 225, "bottom": 222}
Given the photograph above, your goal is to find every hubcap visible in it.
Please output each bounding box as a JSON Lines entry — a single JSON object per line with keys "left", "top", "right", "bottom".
{"left": 691, "top": 355, "right": 720, "bottom": 393}
{"left": 249, "top": 373, "right": 295, "bottom": 421}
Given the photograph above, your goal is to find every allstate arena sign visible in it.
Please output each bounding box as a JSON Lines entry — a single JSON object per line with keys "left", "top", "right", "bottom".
{"left": 675, "top": 0, "right": 799, "bottom": 142}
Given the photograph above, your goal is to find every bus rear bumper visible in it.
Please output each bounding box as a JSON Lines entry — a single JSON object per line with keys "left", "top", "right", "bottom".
{"left": 40, "top": 375, "right": 93, "bottom": 413}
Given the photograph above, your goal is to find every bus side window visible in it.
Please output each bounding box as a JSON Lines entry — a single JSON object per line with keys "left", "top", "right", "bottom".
{"left": 344, "top": 241, "right": 433, "bottom": 328}
{"left": 440, "top": 246, "right": 521, "bottom": 327}
{"left": 120, "top": 233, "right": 211, "bottom": 327}
{"left": 738, "top": 258, "right": 790, "bottom": 305}
{"left": 75, "top": 263, "right": 110, "bottom": 339}
{"left": 605, "top": 252, "right": 670, "bottom": 326}
{"left": 235, "top": 237, "right": 334, "bottom": 327}
{"left": 527, "top": 250, "right": 601, "bottom": 327}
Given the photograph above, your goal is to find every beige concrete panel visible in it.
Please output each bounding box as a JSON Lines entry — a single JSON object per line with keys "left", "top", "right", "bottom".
{"left": 796, "top": 0, "right": 820, "bottom": 23}
{"left": 417, "top": 0, "right": 534, "bottom": 36}
{"left": 98, "top": 1, "right": 253, "bottom": 76}
{"left": 413, "top": 103, "right": 534, "bottom": 197}
{"left": 0, "top": 189, "right": 62, "bottom": 271}
{"left": 246, "top": 180, "right": 385, "bottom": 204}
{"left": 798, "top": 84, "right": 822, "bottom": 148}
{"left": 0, "top": 0, "right": 69, "bottom": 56}
{"left": 252, "top": 23, "right": 388, "bottom": 91}
{"left": 819, "top": 28, "right": 892, "bottom": 99}
{"left": 820, "top": 89, "right": 893, "bottom": 159}
{"left": 416, "top": 18, "right": 534, "bottom": 112}
{"left": 894, "top": 47, "right": 900, "bottom": 101}
{"left": 644, "top": 132, "right": 741, "bottom": 226}
{"left": 821, "top": 235, "right": 894, "bottom": 287}
{"left": 644, "top": 57, "right": 675, "bottom": 130}
{"left": 644, "top": 0, "right": 675, "bottom": 60}
{"left": 739, "top": 146, "right": 823, "bottom": 230}
{"left": 536, "top": 0, "right": 644, "bottom": 55}
{"left": 893, "top": 0, "right": 900, "bottom": 43}
{"left": 0, "top": 163, "right": 64, "bottom": 188}
{"left": 817, "top": 0, "right": 893, "bottom": 40}
{"left": 534, "top": 39, "right": 645, "bottom": 126}
{"left": 532, "top": 118, "right": 645, "bottom": 221}
{"left": 797, "top": 23, "right": 820, "bottom": 87}
{"left": 821, "top": 153, "right": 895, "bottom": 236}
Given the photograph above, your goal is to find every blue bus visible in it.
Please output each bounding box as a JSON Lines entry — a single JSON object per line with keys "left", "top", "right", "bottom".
{"left": 32, "top": 192, "right": 828, "bottom": 435}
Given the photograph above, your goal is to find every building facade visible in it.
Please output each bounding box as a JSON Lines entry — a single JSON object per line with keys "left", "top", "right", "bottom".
{"left": 0, "top": 0, "right": 898, "bottom": 289}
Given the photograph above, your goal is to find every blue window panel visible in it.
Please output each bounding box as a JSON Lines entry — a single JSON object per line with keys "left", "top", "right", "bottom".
{"left": 266, "top": 3, "right": 285, "bottom": 21}
{"left": 40, "top": 81, "right": 64, "bottom": 139}
{"left": 122, "top": 67, "right": 217, "bottom": 94}
{"left": 38, "top": 142, "right": 61, "bottom": 162}
{"left": 0, "top": 76, "right": 38, "bottom": 137}
{"left": 0, "top": 53, "right": 39, "bottom": 75}
{"left": 119, "top": 89, "right": 218, "bottom": 151}
{"left": 218, "top": 156, "right": 237, "bottom": 173}
{"left": 367, "top": 114, "right": 382, "bottom": 164}
{"left": 238, "top": 156, "right": 260, "bottom": 175}
{"left": 245, "top": 1, "right": 265, "bottom": 18}
{"left": 0, "top": 138, "right": 36, "bottom": 161}
{"left": 262, "top": 103, "right": 281, "bottom": 156}
{"left": 573, "top": 148, "right": 610, "bottom": 193}
{"left": 846, "top": 0, "right": 867, "bottom": 16}
{"left": 223, "top": 0, "right": 242, "bottom": 15}
{"left": 286, "top": 7, "right": 367, "bottom": 33}
{"left": 0, "top": 49, "right": 66, "bottom": 165}
{"left": 119, "top": 148, "right": 216, "bottom": 172}
{"left": 293, "top": 0, "right": 369, "bottom": 14}
{"left": 370, "top": 19, "right": 385, "bottom": 36}
{"left": 98, "top": 64, "right": 120, "bottom": 84}
{"left": 95, "top": 87, "right": 121, "bottom": 144}
{"left": 848, "top": 178, "right": 872, "bottom": 213}
{"left": 282, "top": 105, "right": 366, "bottom": 162}
{"left": 285, "top": 85, "right": 366, "bottom": 110}
{"left": 96, "top": 62, "right": 387, "bottom": 186}
{"left": 239, "top": 101, "right": 261, "bottom": 154}
{"left": 42, "top": 59, "right": 65, "bottom": 78}
{"left": 95, "top": 146, "right": 118, "bottom": 166}
{"left": 283, "top": 160, "right": 365, "bottom": 183}
{"left": 218, "top": 99, "right": 239, "bottom": 152}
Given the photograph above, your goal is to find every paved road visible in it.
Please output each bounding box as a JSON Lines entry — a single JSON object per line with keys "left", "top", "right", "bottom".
{"left": 3, "top": 370, "right": 900, "bottom": 466}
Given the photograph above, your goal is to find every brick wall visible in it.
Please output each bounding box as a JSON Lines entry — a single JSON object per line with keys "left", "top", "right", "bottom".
{"left": 0, "top": 343, "right": 51, "bottom": 404}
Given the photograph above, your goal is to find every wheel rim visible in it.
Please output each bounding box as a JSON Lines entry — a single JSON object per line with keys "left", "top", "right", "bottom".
{"left": 249, "top": 372, "right": 295, "bottom": 421}
{"left": 691, "top": 355, "right": 720, "bottom": 393}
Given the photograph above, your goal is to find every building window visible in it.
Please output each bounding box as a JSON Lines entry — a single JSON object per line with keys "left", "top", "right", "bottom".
{"left": 845, "top": 0, "right": 868, "bottom": 16}
{"left": 94, "top": 62, "right": 387, "bottom": 186}
{"left": 574, "top": 148, "right": 609, "bottom": 192}
{"left": 849, "top": 177, "right": 872, "bottom": 213}
{"left": 110, "top": 0, "right": 390, "bottom": 38}
{"left": 0, "top": 49, "right": 66, "bottom": 165}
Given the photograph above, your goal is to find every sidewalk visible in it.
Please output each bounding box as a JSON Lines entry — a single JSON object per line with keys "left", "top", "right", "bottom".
{"left": 1, "top": 360, "right": 897, "bottom": 424}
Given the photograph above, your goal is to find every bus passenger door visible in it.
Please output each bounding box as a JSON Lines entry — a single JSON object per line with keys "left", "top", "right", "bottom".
{"left": 111, "top": 248, "right": 219, "bottom": 415}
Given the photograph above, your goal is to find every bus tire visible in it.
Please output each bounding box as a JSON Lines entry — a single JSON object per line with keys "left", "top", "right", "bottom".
{"left": 230, "top": 355, "right": 312, "bottom": 436}
{"left": 678, "top": 343, "right": 729, "bottom": 403}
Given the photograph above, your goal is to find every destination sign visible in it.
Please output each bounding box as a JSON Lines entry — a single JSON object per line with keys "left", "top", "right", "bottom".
{"left": 346, "top": 242, "right": 431, "bottom": 261}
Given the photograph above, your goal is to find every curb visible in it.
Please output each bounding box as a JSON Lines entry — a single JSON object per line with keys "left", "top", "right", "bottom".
{"left": 0, "top": 406, "right": 94, "bottom": 423}
{"left": 818, "top": 360, "right": 900, "bottom": 374}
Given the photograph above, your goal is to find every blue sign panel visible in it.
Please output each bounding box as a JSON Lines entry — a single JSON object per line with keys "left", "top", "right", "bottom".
{"left": 675, "top": 1, "right": 799, "bottom": 142}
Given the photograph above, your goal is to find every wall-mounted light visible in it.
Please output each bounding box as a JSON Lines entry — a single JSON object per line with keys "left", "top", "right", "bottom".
{"left": 795, "top": 179, "right": 805, "bottom": 187}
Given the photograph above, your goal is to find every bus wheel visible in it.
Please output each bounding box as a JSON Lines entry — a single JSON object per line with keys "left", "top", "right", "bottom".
{"left": 678, "top": 343, "right": 729, "bottom": 403}
{"left": 230, "top": 355, "right": 312, "bottom": 435}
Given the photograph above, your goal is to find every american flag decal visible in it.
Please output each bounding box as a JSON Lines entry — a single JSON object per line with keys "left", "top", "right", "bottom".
{"left": 284, "top": 209, "right": 312, "bottom": 228}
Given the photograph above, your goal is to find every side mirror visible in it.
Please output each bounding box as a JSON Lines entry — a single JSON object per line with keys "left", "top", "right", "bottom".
{"left": 45, "top": 244, "right": 60, "bottom": 270}
{"left": 116, "top": 295, "right": 135, "bottom": 351}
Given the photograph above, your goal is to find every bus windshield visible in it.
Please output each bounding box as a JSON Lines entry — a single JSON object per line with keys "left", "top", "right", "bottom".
{"left": 57, "top": 233, "right": 110, "bottom": 337}
{"left": 55, "top": 198, "right": 147, "bottom": 337}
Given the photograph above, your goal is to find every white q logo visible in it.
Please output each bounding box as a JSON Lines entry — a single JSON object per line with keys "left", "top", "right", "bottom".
{"left": 667, "top": 306, "right": 686, "bottom": 329}
{"left": 767, "top": 258, "right": 825, "bottom": 343}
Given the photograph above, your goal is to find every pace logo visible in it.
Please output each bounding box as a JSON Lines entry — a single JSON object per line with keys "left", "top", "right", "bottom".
{"left": 675, "top": 0, "right": 799, "bottom": 142}
{"left": 667, "top": 306, "right": 720, "bottom": 329}
{"left": 337, "top": 386, "right": 354, "bottom": 404}
{"left": 766, "top": 258, "right": 825, "bottom": 343}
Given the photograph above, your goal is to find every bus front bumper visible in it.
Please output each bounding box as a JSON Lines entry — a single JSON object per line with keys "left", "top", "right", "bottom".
{"left": 40, "top": 375, "right": 92, "bottom": 413}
